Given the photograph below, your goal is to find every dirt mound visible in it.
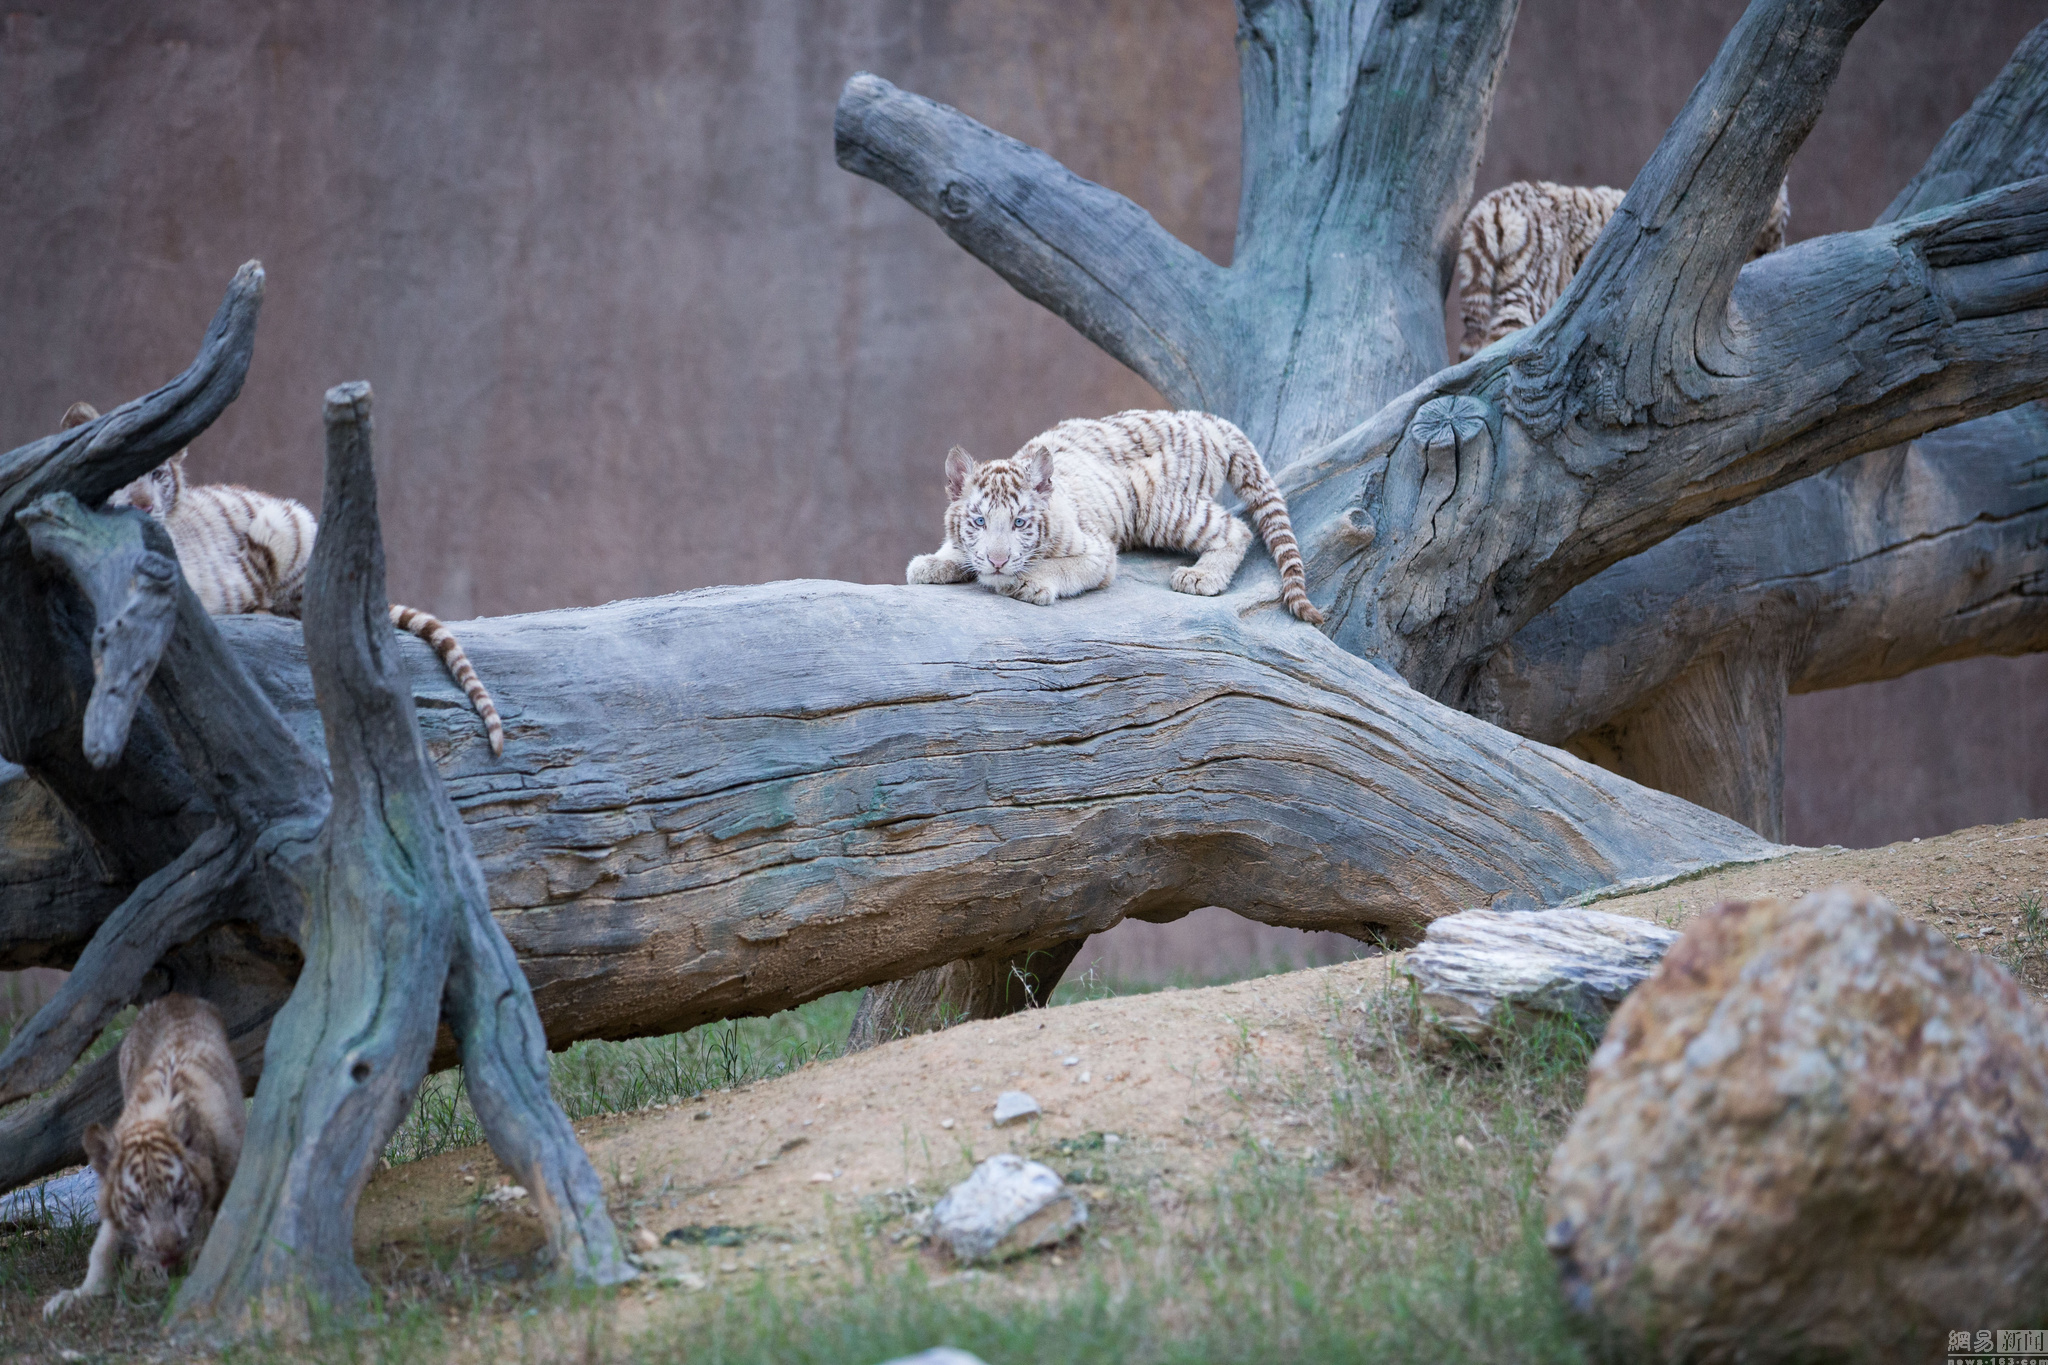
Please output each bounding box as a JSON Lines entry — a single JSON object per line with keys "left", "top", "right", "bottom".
{"left": 353, "top": 819, "right": 2047, "bottom": 1275}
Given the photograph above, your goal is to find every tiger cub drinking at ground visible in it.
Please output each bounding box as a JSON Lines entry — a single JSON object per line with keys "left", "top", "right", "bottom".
{"left": 66, "top": 402, "right": 506, "bottom": 754}
{"left": 1453, "top": 178, "right": 1790, "bottom": 359}
{"left": 906, "top": 408, "right": 1324, "bottom": 625}
{"left": 42, "top": 994, "right": 244, "bottom": 1317}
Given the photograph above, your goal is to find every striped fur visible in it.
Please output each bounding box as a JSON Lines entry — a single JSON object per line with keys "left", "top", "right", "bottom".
{"left": 907, "top": 409, "right": 1324, "bottom": 625}
{"left": 73, "top": 404, "right": 507, "bottom": 755}
{"left": 44, "top": 995, "right": 244, "bottom": 1316}
{"left": 1454, "top": 179, "right": 1790, "bottom": 360}
{"left": 388, "top": 605, "right": 504, "bottom": 755}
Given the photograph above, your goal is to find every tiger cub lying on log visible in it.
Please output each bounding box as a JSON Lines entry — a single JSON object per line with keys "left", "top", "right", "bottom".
{"left": 1454, "top": 178, "right": 1790, "bottom": 360}
{"left": 43, "top": 994, "right": 244, "bottom": 1317}
{"left": 907, "top": 409, "right": 1325, "bottom": 625}
{"left": 65, "top": 402, "right": 506, "bottom": 754}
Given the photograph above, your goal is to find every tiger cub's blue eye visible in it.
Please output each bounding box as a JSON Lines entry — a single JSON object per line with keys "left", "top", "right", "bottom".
{"left": 970, "top": 515, "right": 985, "bottom": 528}
{"left": 1013, "top": 516, "right": 1028, "bottom": 529}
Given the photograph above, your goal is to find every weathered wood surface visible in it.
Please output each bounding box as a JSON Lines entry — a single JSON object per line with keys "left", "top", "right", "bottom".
{"left": 1474, "top": 407, "right": 2048, "bottom": 838}
{"left": 178, "top": 384, "right": 630, "bottom": 1321}
{"left": 185, "top": 556, "right": 1776, "bottom": 1051}
{"left": 834, "top": 0, "right": 1518, "bottom": 458}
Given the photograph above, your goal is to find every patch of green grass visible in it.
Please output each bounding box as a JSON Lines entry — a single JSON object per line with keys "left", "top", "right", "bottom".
{"left": 383, "top": 991, "right": 862, "bottom": 1165}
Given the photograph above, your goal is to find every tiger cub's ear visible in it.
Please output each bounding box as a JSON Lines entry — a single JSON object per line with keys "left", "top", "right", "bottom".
{"left": 944, "top": 446, "right": 976, "bottom": 501}
{"left": 61, "top": 402, "right": 100, "bottom": 430}
{"left": 1023, "top": 448, "right": 1054, "bottom": 496}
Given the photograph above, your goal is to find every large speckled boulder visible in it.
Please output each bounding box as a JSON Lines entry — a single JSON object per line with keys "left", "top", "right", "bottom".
{"left": 1545, "top": 886, "right": 2048, "bottom": 1362}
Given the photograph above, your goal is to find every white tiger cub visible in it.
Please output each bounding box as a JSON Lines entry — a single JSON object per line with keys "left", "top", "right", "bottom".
{"left": 1454, "top": 178, "right": 1790, "bottom": 360}
{"left": 66, "top": 402, "right": 506, "bottom": 755}
{"left": 907, "top": 409, "right": 1325, "bottom": 625}
{"left": 44, "top": 994, "right": 244, "bottom": 1317}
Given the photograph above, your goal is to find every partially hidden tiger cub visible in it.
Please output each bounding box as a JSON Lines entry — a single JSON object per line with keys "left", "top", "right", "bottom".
{"left": 66, "top": 402, "right": 506, "bottom": 755}
{"left": 43, "top": 994, "right": 244, "bottom": 1317}
{"left": 1453, "top": 178, "right": 1790, "bottom": 359}
{"left": 907, "top": 409, "right": 1324, "bottom": 625}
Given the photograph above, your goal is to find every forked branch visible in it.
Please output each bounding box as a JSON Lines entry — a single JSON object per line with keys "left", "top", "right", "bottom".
{"left": 834, "top": 73, "right": 1230, "bottom": 410}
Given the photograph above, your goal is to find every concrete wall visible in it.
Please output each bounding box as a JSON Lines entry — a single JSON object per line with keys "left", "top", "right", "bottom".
{"left": 1, "top": 2, "right": 2040, "bottom": 998}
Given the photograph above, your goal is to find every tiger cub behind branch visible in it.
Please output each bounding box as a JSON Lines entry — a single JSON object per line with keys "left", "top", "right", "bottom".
{"left": 906, "top": 409, "right": 1325, "bottom": 625}
{"left": 43, "top": 994, "right": 244, "bottom": 1318}
{"left": 66, "top": 402, "right": 506, "bottom": 755}
{"left": 1453, "top": 178, "right": 1790, "bottom": 360}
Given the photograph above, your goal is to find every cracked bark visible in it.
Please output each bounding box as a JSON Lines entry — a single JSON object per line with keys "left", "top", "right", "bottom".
{"left": 0, "top": 304, "right": 628, "bottom": 1319}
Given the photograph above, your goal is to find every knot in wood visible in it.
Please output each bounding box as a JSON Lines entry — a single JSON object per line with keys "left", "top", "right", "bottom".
{"left": 1408, "top": 395, "right": 1494, "bottom": 453}
{"left": 135, "top": 552, "right": 176, "bottom": 585}
{"left": 938, "top": 181, "right": 976, "bottom": 221}
{"left": 1388, "top": 0, "right": 1424, "bottom": 17}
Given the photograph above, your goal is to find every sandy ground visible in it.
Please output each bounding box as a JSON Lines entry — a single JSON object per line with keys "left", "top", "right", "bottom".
{"left": 350, "top": 818, "right": 2048, "bottom": 1283}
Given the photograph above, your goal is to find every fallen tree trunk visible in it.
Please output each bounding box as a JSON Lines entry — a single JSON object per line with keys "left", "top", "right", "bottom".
{"left": 0, "top": 554, "right": 1779, "bottom": 1189}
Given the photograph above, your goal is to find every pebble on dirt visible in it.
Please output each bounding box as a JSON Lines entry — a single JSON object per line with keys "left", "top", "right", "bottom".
{"left": 991, "top": 1089, "right": 1041, "bottom": 1125}
{"left": 927, "top": 1153, "right": 1086, "bottom": 1263}
{"left": 1545, "top": 885, "right": 2048, "bottom": 1361}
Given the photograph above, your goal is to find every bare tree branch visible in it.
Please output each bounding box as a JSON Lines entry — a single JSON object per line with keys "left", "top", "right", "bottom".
{"left": 834, "top": 73, "right": 1231, "bottom": 412}
{"left": 0, "top": 824, "right": 245, "bottom": 1106}
{"left": 16, "top": 495, "right": 181, "bottom": 770}
{"left": 0, "top": 261, "right": 264, "bottom": 522}
{"left": 833, "top": 1, "right": 1522, "bottom": 457}
{"left": 1476, "top": 408, "right": 2048, "bottom": 746}
{"left": 1882, "top": 18, "right": 2048, "bottom": 225}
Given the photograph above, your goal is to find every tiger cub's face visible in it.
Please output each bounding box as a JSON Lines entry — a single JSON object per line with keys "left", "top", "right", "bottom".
{"left": 104, "top": 452, "right": 189, "bottom": 520}
{"left": 944, "top": 445, "right": 1052, "bottom": 579}
{"left": 83, "top": 1116, "right": 215, "bottom": 1278}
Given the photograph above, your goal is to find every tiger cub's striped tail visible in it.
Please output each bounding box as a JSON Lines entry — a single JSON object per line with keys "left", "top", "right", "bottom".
{"left": 388, "top": 605, "right": 505, "bottom": 756}
{"left": 1219, "top": 431, "right": 1325, "bottom": 627}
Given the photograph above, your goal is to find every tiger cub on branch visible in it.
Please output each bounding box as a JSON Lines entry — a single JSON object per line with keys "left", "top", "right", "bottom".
{"left": 43, "top": 994, "right": 244, "bottom": 1317}
{"left": 1454, "top": 178, "right": 1790, "bottom": 360}
{"left": 907, "top": 409, "right": 1324, "bottom": 625}
{"left": 65, "top": 402, "right": 506, "bottom": 754}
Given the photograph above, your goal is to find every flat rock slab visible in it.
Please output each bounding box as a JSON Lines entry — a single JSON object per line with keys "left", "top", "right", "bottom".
{"left": 0, "top": 1168, "right": 96, "bottom": 1228}
{"left": 1547, "top": 886, "right": 2048, "bottom": 1360}
{"left": 991, "top": 1090, "right": 1040, "bottom": 1125}
{"left": 928, "top": 1153, "right": 1085, "bottom": 1263}
{"left": 1398, "top": 906, "right": 1679, "bottom": 1041}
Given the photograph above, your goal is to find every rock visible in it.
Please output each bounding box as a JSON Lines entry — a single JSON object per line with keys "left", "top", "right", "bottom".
{"left": 1546, "top": 886, "right": 2048, "bottom": 1361}
{"left": 1398, "top": 906, "right": 1679, "bottom": 1041}
{"left": 632, "top": 1226, "right": 660, "bottom": 1253}
{"left": 630, "top": 1247, "right": 708, "bottom": 1290}
{"left": 928, "top": 1154, "right": 1085, "bottom": 1263}
{"left": 0, "top": 1168, "right": 98, "bottom": 1229}
{"left": 873, "top": 1351, "right": 990, "bottom": 1365}
{"left": 991, "top": 1089, "right": 1040, "bottom": 1125}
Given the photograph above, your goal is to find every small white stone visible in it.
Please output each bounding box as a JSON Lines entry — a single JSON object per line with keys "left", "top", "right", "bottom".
{"left": 810, "top": 1171, "right": 835, "bottom": 1183}
{"left": 928, "top": 1153, "right": 1087, "bottom": 1263}
{"left": 1062, "top": 1056, "right": 1080, "bottom": 1066}
{"left": 941, "top": 1118, "right": 956, "bottom": 1129}
{"left": 992, "top": 1090, "right": 1041, "bottom": 1125}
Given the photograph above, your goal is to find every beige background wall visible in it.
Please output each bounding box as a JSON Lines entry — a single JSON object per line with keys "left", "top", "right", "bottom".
{"left": 2, "top": 2, "right": 2041, "bottom": 989}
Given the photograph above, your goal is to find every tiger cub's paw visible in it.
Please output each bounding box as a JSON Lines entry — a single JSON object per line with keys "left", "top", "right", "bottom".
{"left": 1170, "top": 566, "right": 1229, "bottom": 597}
{"left": 44, "top": 1288, "right": 89, "bottom": 1319}
{"left": 1003, "top": 578, "right": 1059, "bottom": 607}
{"left": 907, "top": 553, "right": 972, "bottom": 585}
